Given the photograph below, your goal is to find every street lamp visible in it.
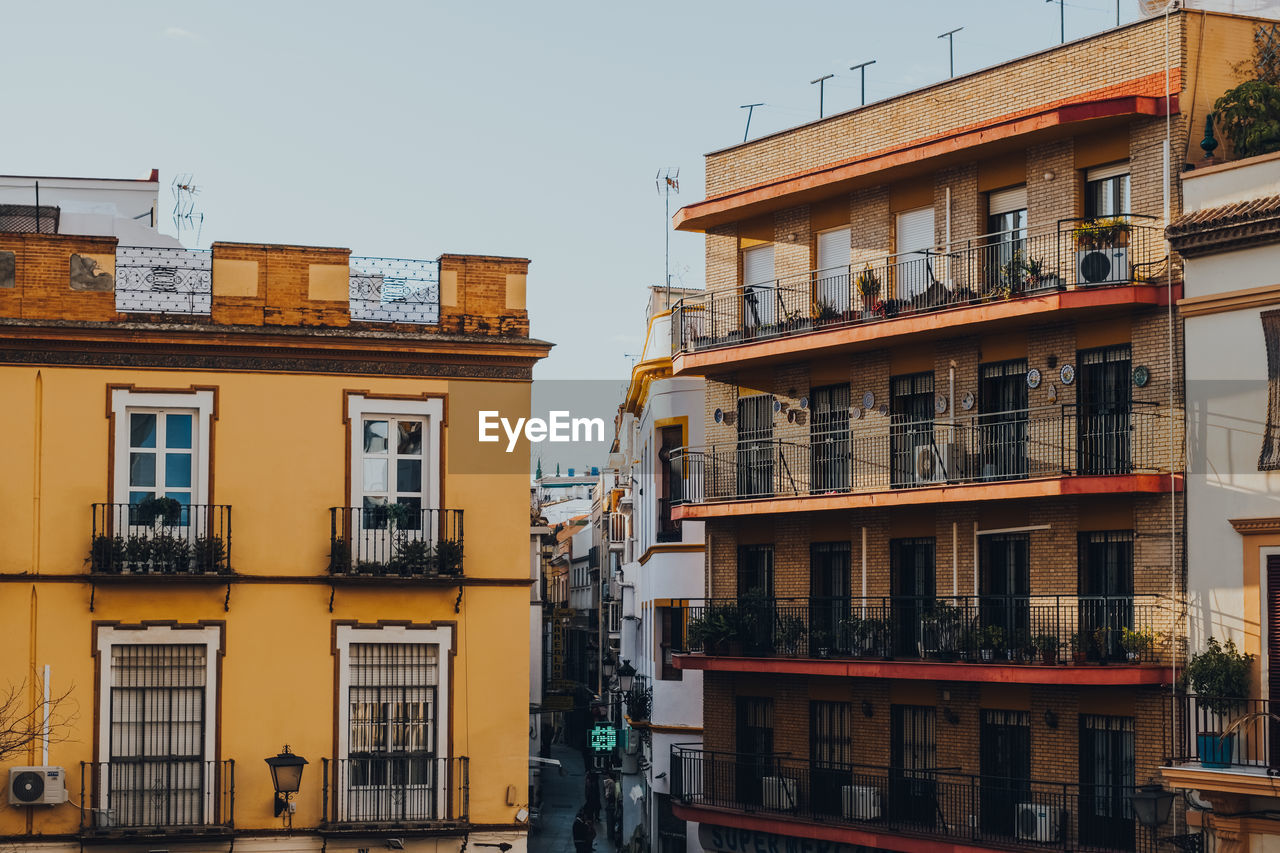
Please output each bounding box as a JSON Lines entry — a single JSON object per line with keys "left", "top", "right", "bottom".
{"left": 265, "top": 745, "right": 309, "bottom": 819}
{"left": 602, "top": 655, "right": 616, "bottom": 681}
{"left": 617, "top": 659, "right": 637, "bottom": 693}
{"left": 1131, "top": 783, "right": 1174, "bottom": 844}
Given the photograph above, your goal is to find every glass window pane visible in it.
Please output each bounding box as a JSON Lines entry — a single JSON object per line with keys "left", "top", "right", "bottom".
{"left": 129, "top": 491, "right": 154, "bottom": 505}
{"left": 165, "top": 453, "right": 192, "bottom": 488}
{"left": 363, "top": 458, "right": 389, "bottom": 492}
{"left": 362, "top": 496, "right": 388, "bottom": 530}
{"left": 166, "top": 414, "right": 193, "bottom": 449}
{"left": 397, "top": 459, "right": 422, "bottom": 494}
{"left": 130, "top": 453, "right": 156, "bottom": 487}
{"left": 398, "top": 421, "right": 422, "bottom": 455}
{"left": 364, "top": 421, "right": 389, "bottom": 454}
{"left": 397, "top": 497, "right": 422, "bottom": 531}
{"left": 130, "top": 413, "right": 157, "bottom": 449}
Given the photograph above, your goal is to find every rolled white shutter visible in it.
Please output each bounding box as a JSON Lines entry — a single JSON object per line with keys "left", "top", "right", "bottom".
{"left": 988, "top": 185, "right": 1028, "bottom": 216}
{"left": 743, "top": 245, "right": 775, "bottom": 286}
{"left": 896, "top": 208, "right": 935, "bottom": 256}
{"left": 817, "top": 227, "right": 850, "bottom": 273}
{"left": 1086, "top": 162, "right": 1130, "bottom": 182}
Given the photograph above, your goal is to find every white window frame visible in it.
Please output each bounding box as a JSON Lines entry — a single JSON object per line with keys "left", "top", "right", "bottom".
{"left": 94, "top": 625, "right": 221, "bottom": 824}
{"left": 335, "top": 624, "right": 453, "bottom": 820}
{"left": 347, "top": 395, "right": 443, "bottom": 512}
{"left": 110, "top": 389, "right": 214, "bottom": 507}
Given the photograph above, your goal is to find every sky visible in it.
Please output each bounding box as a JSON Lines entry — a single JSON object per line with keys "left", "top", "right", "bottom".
{"left": 2, "top": 0, "right": 1158, "bottom": 385}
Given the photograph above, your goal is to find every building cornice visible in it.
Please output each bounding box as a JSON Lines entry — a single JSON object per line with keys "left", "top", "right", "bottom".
{"left": 1229, "top": 517, "right": 1280, "bottom": 535}
{"left": 1179, "top": 283, "right": 1280, "bottom": 317}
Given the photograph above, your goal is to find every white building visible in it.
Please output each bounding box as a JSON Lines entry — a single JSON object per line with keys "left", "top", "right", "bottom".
{"left": 612, "top": 288, "right": 705, "bottom": 853}
{"left": 0, "top": 171, "right": 180, "bottom": 247}
{"left": 1162, "top": 150, "right": 1280, "bottom": 844}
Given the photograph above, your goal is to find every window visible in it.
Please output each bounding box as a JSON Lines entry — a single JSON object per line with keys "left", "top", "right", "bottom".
{"left": 890, "top": 372, "right": 935, "bottom": 487}
{"left": 1086, "top": 163, "right": 1130, "bottom": 218}
{"left": 742, "top": 244, "right": 776, "bottom": 328}
{"left": 810, "top": 701, "right": 853, "bottom": 817}
{"left": 810, "top": 384, "right": 851, "bottom": 491}
{"left": 889, "top": 705, "right": 937, "bottom": 827}
{"left": 655, "top": 793, "right": 687, "bottom": 853}
{"left": 95, "top": 625, "right": 221, "bottom": 830}
{"left": 1262, "top": 311, "right": 1280, "bottom": 469}
{"left": 986, "top": 185, "right": 1028, "bottom": 292}
{"left": 335, "top": 625, "right": 454, "bottom": 823}
{"left": 980, "top": 709, "right": 1031, "bottom": 838}
{"left": 111, "top": 389, "right": 214, "bottom": 510}
{"left": 1079, "top": 715, "right": 1135, "bottom": 850}
{"left": 656, "top": 425, "right": 683, "bottom": 542}
{"left": 655, "top": 605, "right": 683, "bottom": 681}
{"left": 895, "top": 207, "right": 936, "bottom": 299}
{"left": 816, "top": 227, "right": 852, "bottom": 312}
{"left": 347, "top": 395, "right": 443, "bottom": 521}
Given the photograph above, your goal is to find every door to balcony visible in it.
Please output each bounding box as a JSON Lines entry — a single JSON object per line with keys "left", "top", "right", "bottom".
{"left": 735, "top": 698, "right": 774, "bottom": 808}
{"left": 890, "top": 373, "right": 935, "bottom": 488}
{"left": 737, "top": 395, "right": 774, "bottom": 498}
{"left": 742, "top": 245, "right": 776, "bottom": 333}
{"left": 984, "top": 188, "right": 1028, "bottom": 295}
{"left": 1078, "top": 715, "right": 1135, "bottom": 851}
{"left": 737, "top": 545, "right": 775, "bottom": 656}
{"left": 810, "top": 701, "right": 853, "bottom": 818}
{"left": 810, "top": 384, "right": 851, "bottom": 492}
{"left": 979, "top": 709, "right": 1031, "bottom": 840}
{"left": 1077, "top": 345, "right": 1132, "bottom": 475}
{"left": 1079, "top": 531, "right": 1134, "bottom": 663}
{"left": 979, "top": 534, "right": 1030, "bottom": 655}
{"left": 889, "top": 705, "right": 937, "bottom": 829}
{"left": 979, "top": 360, "right": 1029, "bottom": 481}
{"left": 810, "top": 542, "right": 851, "bottom": 655}
{"left": 891, "top": 538, "right": 936, "bottom": 658}
{"left": 1271, "top": 556, "right": 1280, "bottom": 769}
{"left": 815, "top": 228, "right": 852, "bottom": 314}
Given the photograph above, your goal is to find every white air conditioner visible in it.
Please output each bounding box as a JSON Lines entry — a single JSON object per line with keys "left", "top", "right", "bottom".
{"left": 1015, "top": 801, "right": 1060, "bottom": 842}
{"left": 842, "top": 784, "right": 882, "bottom": 821}
{"left": 913, "top": 443, "right": 954, "bottom": 484}
{"left": 762, "top": 776, "right": 797, "bottom": 811}
{"left": 1076, "top": 247, "right": 1129, "bottom": 285}
{"left": 9, "top": 767, "right": 68, "bottom": 806}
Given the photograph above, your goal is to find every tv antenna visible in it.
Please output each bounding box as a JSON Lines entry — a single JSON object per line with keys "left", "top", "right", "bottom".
{"left": 656, "top": 168, "right": 680, "bottom": 307}
{"left": 171, "top": 174, "right": 204, "bottom": 244}
{"left": 850, "top": 60, "right": 876, "bottom": 106}
{"left": 811, "top": 74, "right": 834, "bottom": 118}
{"left": 1047, "top": 0, "right": 1064, "bottom": 43}
{"left": 740, "top": 103, "right": 764, "bottom": 143}
{"left": 938, "top": 27, "right": 963, "bottom": 78}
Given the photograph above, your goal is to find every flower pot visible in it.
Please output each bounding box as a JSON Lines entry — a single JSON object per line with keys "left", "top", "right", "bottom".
{"left": 1126, "top": 651, "right": 1140, "bottom": 663}
{"left": 1072, "top": 651, "right": 1087, "bottom": 666}
{"left": 980, "top": 649, "right": 994, "bottom": 662}
{"left": 1198, "top": 731, "right": 1236, "bottom": 768}
{"left": 1041, "top": 650, "right": 1058, "bottom": 665}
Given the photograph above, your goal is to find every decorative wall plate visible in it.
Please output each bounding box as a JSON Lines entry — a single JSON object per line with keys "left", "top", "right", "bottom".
{"left": 1060, "top": 364, "right": 1076, "bottom": 386}
{"left": 1133, "top": 365, "right": 1150, "bottom": 387}
{"left": 862, "top": 391, "right": 875, "bottom": 410}
{"left": 878, "top": 404, "right": 888, "bottom": 416}
{"left": 961, "top": 391, "right": 975, "bottom": 411}
{"left": 798, "top": 396, "right": 809, "bottom": 410}
{"left": 773, "top": 399, "right": 783, "bottom": 413}
{"left": 853, "top": 407, "right": 864, "bottom": 420}
{"left": 714, "top": 408, "right": 724, "bottom": 424}
{"left": 935, "top": 393, "right": 949, "bottom": 414}
{"left": 1026, "top": 368, "right": 1042, "bottom": 389}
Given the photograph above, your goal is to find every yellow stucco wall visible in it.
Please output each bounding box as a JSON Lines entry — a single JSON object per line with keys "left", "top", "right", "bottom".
{"left": 0, "top": 364, "right": 533, "bottom": 836}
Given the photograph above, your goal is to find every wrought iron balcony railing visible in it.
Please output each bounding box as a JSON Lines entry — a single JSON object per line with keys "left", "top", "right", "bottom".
{"left": 671, "top": 217, "right": 1165, "bottom": 354}
{"left": 321, "top": 757, "right": 469, "bottom": 825}
{"left": 675, "top": 595, "right": 1172, "bottom": 666}
{"left": 80, "top": 760, "right": 234, "bottom": 832}
{"left": 625, "top": 674, "right": 653, "bottom": 722}
{"left": 89, "top": 503, "right": 232, "bottom": 575}
{"left": 115, "top": 247, "right": 213, "bottom": 316}
{"left": 607, "top": 511, "right": 627, "bottom": 547}
{"left": 348, "top": 256, "right": 440, "bottom": 325}
{"left": 329, "top": 507, "right": 464, "bottom": 578}
{"left": 674, "top": 403, "right": 1175, "bottom": 505}
{"left": 656, "top": 497, "right": 683, "bottom": 543}
{"left": 671, "top": 747, "right": 1145, "bottom": 853}
{"left": 1169, "top": 695, "right": 1279, "bottom": 772}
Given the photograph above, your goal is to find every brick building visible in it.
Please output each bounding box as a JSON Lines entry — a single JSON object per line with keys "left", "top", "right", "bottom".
{"left": 662, "top": 9, "right": 1271, "bottom": 852}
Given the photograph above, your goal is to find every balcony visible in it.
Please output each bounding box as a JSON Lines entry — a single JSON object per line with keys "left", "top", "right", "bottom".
{"left": 115, "top": 247, "right": 213, "bottom": 316}
{"left": 348, "top": 256, "right": 440, "bottom": 325}
{"left": 320, "top": 757, "right": 469, "bottom": 828}
{"left": 671, "top": 747, "right": 1143, "bottom": 853}
{"left": 670, "top": 218, "right": 1169, "bottom": 371}
{"left": 329, "top": 507, "right": 464, "bottom": 579}
{"left": 89, "top": 502, "right": 232, "bottom": 576}
{"left": 607, "top": 511, "right": 627, "bottom": 549}
{"left": 80, "top": 760, "right": 234, "bottom": 836}
{"left": 1163, "top": 696, "right": 1280, "bottom": 796}
{"left": 656, "top": 497, "right": 683, "bottom": 543}
{"left": 674, "top": 403, "right": 1178, "bottom": 517}
{"left": 673, "top": 595, "right": 1172, "bottom": 685}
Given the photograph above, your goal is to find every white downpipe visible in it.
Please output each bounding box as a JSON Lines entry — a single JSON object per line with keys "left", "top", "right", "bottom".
{"left": 944, "top": 186, "right": 953, "bottom": 284}
{"left": 860, "top": 527, "right": 867, "bottom": 616}
{"left": 41, "top": 664, "right": 49, "bottom": 766}
{"left": 951, "top": 522, "right": 958, "bottom": 597}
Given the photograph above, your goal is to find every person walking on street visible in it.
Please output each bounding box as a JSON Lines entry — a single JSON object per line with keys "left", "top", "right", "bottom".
{"left": 584, "top": 770, "right": 601, "bottom": 823}
{"left": 572, "top": 808, "right": 596, "bottom": 853}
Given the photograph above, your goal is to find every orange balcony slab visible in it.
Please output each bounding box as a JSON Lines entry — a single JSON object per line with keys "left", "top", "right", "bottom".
{"left": 673, "top": 652, "right": 1171, "bottom": 686}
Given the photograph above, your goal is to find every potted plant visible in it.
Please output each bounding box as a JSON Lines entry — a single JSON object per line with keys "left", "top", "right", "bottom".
{"left": 979, "top": 624, "right": 1004, "bottom": 662}
{"left": 1032, "top": 634, "right": 1059, "bottom": 665}
{"left": 1069, "top": 631, "right": 1088, "bottom": 665}
{"left": 856, "top": 266, "right": 881, "bottom": 311}
{"left": 815, "top": 300, "right": 840, "bottom": 327}
{"left": 1072, "top": 217, "right": 1132, "bottom": 251}
{"left": 1091, "top": 627, "right": 1110, "bottom": 664}
{"left": 391, "top": 537, "right": 435, "bottom": 576}
{"left": 193, "top": 536, "right": 227, "bottom": 574}
{"left": 87, "top": 535, "right": 126, "bottom": 573}
{"left": 1120, "top": 627, "right": 1157, "bottom": 662}
{"left": 136, "top": 495, "right": 183, "bottom": 527}
{"left": 434, "top": 538, "right": 465, "bottom": 576}
{"left": 1185, "top": 637, "right": 1254, "bottom": 768}
{"left": 329, "top": 537, "right": 353, "bottom": 574}
{"left": 811, "top": 629, "right": 834, "bottom": 659}
{"left": 776, "top": 615, "right": 806, "bottom": 656}
{"left": 1213, "top": 79, "right": 1280, "bottom": 159}
{"left": 687, "top": 605, "right": 735, "bottom": 655}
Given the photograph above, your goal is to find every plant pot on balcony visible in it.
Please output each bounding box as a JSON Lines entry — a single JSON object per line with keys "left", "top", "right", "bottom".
{"left": 1198, "top": 732, "right": 1236, "bottom": 769}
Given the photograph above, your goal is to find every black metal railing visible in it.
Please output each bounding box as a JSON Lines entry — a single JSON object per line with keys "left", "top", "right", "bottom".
{"left": 1169, "top": 695, "right": 1280, "bottom": 771}
{"left": 656, "top": 498, "right": 682, "bottom": 543}
{"left": 89, "top": 503, "right": 232, "bottom": 575}
{"left": 80, "top": 760, "right": 234, "bottom": 832}
{"left": 321, "top": 757, "right": 468, "bottom": 825}
{"left": 675, "top": 595, "right": 1170, "bottom": 665}
{"left": 671, "top": 747, "right": 1147, "bottom": 852}
{"left": 671, "top": 218, "right": 1165, "bottom": 354}
{"left": 675, "top": 402, "right": 1174, "bottom": 505}
{"left": 625, "top": 675, "right": 654, "bottom": 721}
{"left": 329, "top": 507, "right": 464, "bottom": 578}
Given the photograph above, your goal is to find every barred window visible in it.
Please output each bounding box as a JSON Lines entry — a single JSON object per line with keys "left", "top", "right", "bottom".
{"left": 349, "top": 644, "right": 437, "bottom": 756}
{"left": 1262, "top": 311, "right": 1280, "bottom": 469}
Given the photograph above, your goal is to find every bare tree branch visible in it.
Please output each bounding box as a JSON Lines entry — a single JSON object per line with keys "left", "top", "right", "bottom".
{"left": 0, "top": 678, "right": 79, "bottom": 763}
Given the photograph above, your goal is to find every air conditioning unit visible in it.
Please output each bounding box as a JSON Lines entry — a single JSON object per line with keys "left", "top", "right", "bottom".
{"left": 1076, "top": 247, "right": 1129, "bottom": 285}
{"left": 624, "top": 732, "right": 641, "bottom": 756}
{"left": 842, "top": 784, "right": 882, "bottom": 821}
{"left": 762, "top": 776, "right": 797, "bottom": 811}
{"left": 913, "top": 443, "right": 954, "bottom": 484}
{"left": 9, "top": 767, "right": 68, "bottom": 806}
{"left": 1015, "top": 801, "right": 1060, "bottom": 842}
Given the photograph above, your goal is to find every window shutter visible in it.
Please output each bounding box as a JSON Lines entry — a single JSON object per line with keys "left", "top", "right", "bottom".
{"left": 1086, "top": 162, "right": 1130, "bottom": 182}
{"left": 896, "top": 208, "right": 935, "bottom": 256}
{"left": 742, "top": 245, "right": 775, "bottom": 286}
{"left": 1269, "top": 556, "right": 1280, "bottom": 706}
{"left": 817, "top": 227, "right": 851, "bottom": 273}
{"left": 988, "top": 185, "right": 1028, "bottom": 216}
{"left": 1263, "top": 312, "right": 1280, "bottom": 469}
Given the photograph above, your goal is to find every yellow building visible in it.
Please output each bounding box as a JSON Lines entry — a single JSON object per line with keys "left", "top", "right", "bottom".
{"left": 0, "top": 221, "right": 549, "bottom": 853}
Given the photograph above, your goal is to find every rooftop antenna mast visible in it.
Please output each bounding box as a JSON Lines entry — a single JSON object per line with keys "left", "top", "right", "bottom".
{"left": 1047, "top": 0, "right": 1065, "bottom": 43}
{"left": 171, "top": 174, "right": 204, "bottom": 245}
{"left": 938, "top": 28, "right": 963, "bottom": 78}
{"left": 656, "top": 168, "right": 680, "bottom": 308}
{"left": 849, "top": 60, "right": 876, "bottom": 106}
{"left": 740, "top": 103, "right": 764, "bottom": 143}
{"left": 811, "top": 74, "right": 834, "bottom": 118}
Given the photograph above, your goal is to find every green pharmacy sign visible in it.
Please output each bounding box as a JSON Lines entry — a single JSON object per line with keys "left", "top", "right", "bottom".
{"left": 590, "top": 725, "right": 617, "bottom": 752}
